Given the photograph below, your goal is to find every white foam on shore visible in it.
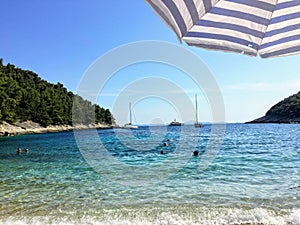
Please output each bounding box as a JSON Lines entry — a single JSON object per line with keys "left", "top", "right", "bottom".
{"left": 1, "top": 207, "right": 299, "bottom": 225}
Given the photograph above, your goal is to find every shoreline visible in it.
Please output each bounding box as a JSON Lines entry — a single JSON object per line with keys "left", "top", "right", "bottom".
{"left": 246, "top": 115, "right": 300, "bottom": 124}
{"left": 0, "top": 121, "right": 116, "bottom": 137}
{"left": 0, "top": 205, "right": 297, "bottom": 225}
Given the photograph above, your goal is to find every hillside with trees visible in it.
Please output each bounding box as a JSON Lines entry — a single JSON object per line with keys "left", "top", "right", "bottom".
{"left": 0, "top": 59, "right": 114, "bottom": 127}
{"left": 247, "top": 91, "right": 300, "bottom": 123}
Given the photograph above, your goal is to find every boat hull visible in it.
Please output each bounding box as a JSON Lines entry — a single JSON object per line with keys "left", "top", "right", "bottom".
{"left": 168, "top": 121, "right": 183, "bottom": 126}
{"left": 123, "top": 124, "right": 138, "bottom": 129}
{"left": 194, "top": 123, "right": 202, "bottom": 128}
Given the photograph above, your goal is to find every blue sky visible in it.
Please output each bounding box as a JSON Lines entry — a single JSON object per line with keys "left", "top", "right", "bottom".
{"left": 1, "top": 1, "right": 300, "bottom": 124}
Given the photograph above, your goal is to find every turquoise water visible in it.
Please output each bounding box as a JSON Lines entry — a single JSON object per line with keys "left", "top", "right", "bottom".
{"left": 0, "top": 124, "right": 299, "bottom": 224}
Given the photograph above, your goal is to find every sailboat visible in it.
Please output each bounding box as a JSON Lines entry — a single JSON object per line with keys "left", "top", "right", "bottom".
{"left": 123, "top": 102, "right": 138, "bottom": 129}
{"left": 194, "top": 94, "right": 202, "bottom": 128}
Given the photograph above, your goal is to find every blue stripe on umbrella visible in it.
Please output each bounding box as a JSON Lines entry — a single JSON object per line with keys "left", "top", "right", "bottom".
{"left": 226, "top": 0, "right": 276, "bottom": 12}
{"left": 275, "top": 0, "right": 300, "bottom": 10}
{"left": 162, "top": 0, "right": 187, "bottom": 36}
{"left": 190, "top": 43, "right": 258, "bottom": 56}
{"left": 186, "top": 32, "right": 260, "bottom": 50}
{"left": 270, "top": 12, "right": 300, "bottom": 24}
{"left": 264, "top": 23, "right": 300, "bottom": 38}
{"left": 202, "top": 0, "right": 213, "bottom": 13}
{"left": 210, "top": 8, "right": 270, "bottom": 26}
{"left": 260, "top": 34, "right": 300, "bottom": 50}
{"left": 197, "top": 20, "right": 265, "bottom": 38}
{"left": 183, "top": 0, "right": 199, "bottom": 24}
{"left": 147, "top": 1, "right": 179, "bottom": 38}
{"left": 260, "top": 45, "right": 300, "bottom": 58}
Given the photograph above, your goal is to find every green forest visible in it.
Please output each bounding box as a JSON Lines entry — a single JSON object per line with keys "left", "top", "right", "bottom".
{"left": 266, "top": 91, "right": 300, "bottom": 119}
{"left": 0, "top": 59, "right": 114, "bottom": 127}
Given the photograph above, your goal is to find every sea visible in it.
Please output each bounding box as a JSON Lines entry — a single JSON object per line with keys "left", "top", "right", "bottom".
{"left": 0, "top": 123, "right": 299, "bottom": 225}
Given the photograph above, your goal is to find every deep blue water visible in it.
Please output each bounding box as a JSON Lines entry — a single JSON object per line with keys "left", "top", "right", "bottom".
{"left": 0, "top": 124, "right": 299, "bottom": 224}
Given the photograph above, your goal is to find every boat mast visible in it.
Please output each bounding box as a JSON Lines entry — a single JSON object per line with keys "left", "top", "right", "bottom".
{"left": 129, "top": 102, "right": 132, "bottom": 124}
{"left": 195, "top": 94, "right": 198, "bottom": 124}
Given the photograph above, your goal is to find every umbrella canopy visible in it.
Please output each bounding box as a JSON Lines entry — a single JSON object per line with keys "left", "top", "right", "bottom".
{"left": 145, "top": 0, "right": 300, "bottom": 58}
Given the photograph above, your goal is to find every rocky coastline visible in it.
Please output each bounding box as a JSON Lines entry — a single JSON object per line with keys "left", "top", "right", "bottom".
{"left": 246, "top": 115, "right": 300, "bottom": 124}
{"left": 0, "top": 121, "right": 116, "bottom": 137}
{"left": 246, "top": 91, "right": 300, "bottom": 124}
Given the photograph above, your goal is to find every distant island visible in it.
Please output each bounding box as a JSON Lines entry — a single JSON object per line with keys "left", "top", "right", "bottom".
{"left": 247, "top": 91, "right": 300, "bottom": 124}
{"left": 0, "top": 59, "right": 115, "bottom": 136}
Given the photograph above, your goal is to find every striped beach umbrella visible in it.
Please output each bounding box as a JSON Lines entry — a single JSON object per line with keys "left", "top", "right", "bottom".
{"left": 145, "top": 0, "right": 300, "bottom": 58}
